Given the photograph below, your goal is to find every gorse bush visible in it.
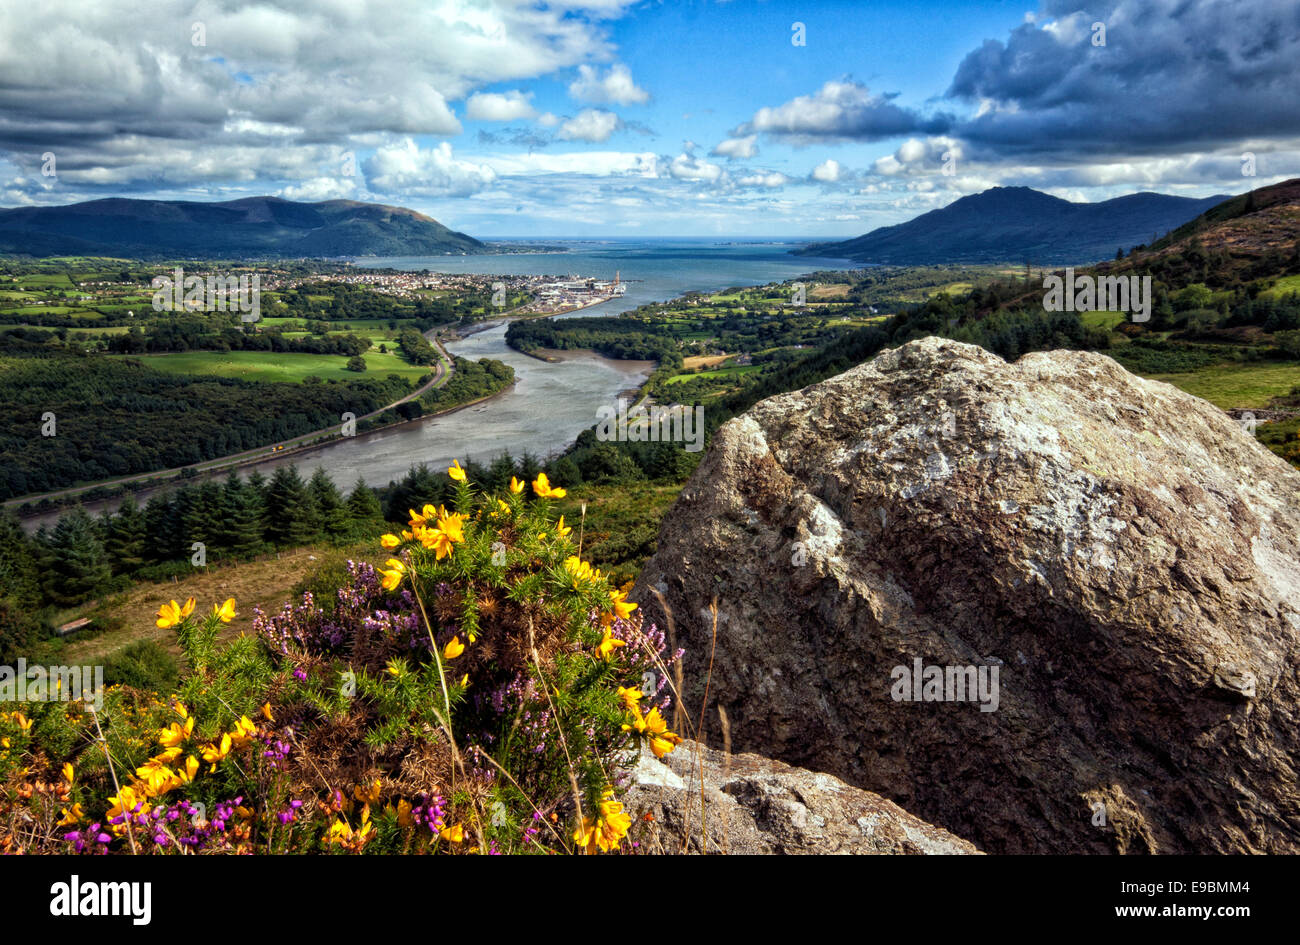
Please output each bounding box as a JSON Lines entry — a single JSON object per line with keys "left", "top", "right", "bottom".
{"left": 0, "top": 463, "right": 682, "bottom": 854}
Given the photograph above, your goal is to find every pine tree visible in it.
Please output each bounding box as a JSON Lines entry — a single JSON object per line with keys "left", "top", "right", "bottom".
{"left": 142, "top": 494, "right": 174, "bottom": 564}
{"left": 308, "top": 468, "right": 351, "bottom": 542}
{"left": 385, "top": 463, "right": 445, "bottom": 522}
{"left": 347, "top": 478, "right": 382, "bottom": 529}
{"left": 264, "top": 465, "right": 316, "bottom": 547}
{"left": 221, "top": 473, "right": 264, "bottom": 558}
{"left": 486, "top": 454, "right": 517, "bottom": 492}
{"left": 183, "top": 481, "right": 224, "bottom": 557}
{"left": 104, "top": 496, "right": 148, "bottom": 575}
{"left": 0, "top": 511, "right": 40, "bottom": 607}
{"left": 43, "top": 507, "right": 112, "bottom": 606}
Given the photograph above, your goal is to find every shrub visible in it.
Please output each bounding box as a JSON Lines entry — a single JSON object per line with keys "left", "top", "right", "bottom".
{"left": 0, "top": 463, "right": 681, "bottom": 855}
{"left": 102, "top": 641, "right": 180, "bottom": 693}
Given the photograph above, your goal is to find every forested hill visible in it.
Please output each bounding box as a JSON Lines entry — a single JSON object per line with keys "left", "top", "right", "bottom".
{"left": 0, "top": 196, "right": 486, "bottom": 258}
{"left": 798, "top": 186, "right": 1228, "bottom": 265}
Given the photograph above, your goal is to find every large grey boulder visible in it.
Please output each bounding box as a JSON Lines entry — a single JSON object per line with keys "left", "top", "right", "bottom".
{"left": 634, "top": 337, "right": 1300, "bottom": 854}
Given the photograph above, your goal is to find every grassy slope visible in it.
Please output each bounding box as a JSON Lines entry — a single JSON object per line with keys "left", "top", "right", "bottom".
{"left": 110, "top": 348, "right": 429, "bottom": 382}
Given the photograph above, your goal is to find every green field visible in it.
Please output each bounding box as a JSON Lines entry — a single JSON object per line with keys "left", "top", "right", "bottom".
{"left": 1082, "top": 309, "right": 1128, "bottom": 330}
{"left": 664, "top": 363, "right": 760, "bottom": 385}
{"left": 1148, "top": 360, "right": 1300, "bottom": 409}
{"left": 114, "top": 348, "right": 431, "bottom": 383}
{"left": 1262, "top": 275, "right": 1300, "bottom": 299}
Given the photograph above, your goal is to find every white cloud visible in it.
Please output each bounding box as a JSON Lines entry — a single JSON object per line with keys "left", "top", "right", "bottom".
{"left": 279, "top": 176, "right": 359, "bottom": 201}
{"left": 480, "top": 150, "right": 660, "bottom": 178}
{"left": 0, "top": 0, "right": 639, "bottom": 192}
{"left": 466, "top": 90, "right": 537, "bottom": 122}
{"left": 871, "top": 137, "right": 962, "bottom": 177}
{"left": 738, "top": 79, "right": 941, "bottom": 144}
{"left": 364, "top": 139, "right": 496, "bottom": 197}
{"left": 710, "top": 135, "right": 758, "bottom": 159}
{"left": 812, "top": 159, "right": 842, "bottom": 182}
{"left": 736, "top": 171, "right": 790, "bottom": 189}
{"left": 568, "top": 63, "right": 650, "bottom": 105}
{"left": 557, "top": 109, "right": 622, "bottom": 143}
{"left": 668, "top": 152, "right": 724, "bottom": 184}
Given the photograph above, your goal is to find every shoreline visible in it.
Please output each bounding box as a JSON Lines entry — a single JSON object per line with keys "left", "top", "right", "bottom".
{"left": 446, "top": 292, "right": 623, "bottom": 340}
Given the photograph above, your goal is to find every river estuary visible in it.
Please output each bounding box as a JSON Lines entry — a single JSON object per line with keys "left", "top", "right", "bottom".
{"left": 21, "top": 240, "right": 856, "bottom": 530}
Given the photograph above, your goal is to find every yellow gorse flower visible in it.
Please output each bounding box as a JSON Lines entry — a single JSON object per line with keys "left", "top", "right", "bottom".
{"left": 616, "top": 686, "right": 643, "bottom": 713}
{"left": 509, "top": 476, "right": 524, "bottom": 494}
{"left": 611, "top": 587, "right": 637, "bottom": 623}
{"left": 562, "top": 555, "right": 603, "bottom": 590}
{"left": 623, "top": 706, "right": 682, "bottom": 759}
{"left": 158, "top": 716, "right": 195, "bottom": 749}
{"left": 213, "top": 597, "right": 237, "bottom": 623}
{"left": 57, "top": 803, "right": 84, "bottom": 827}
{"left": 229, "top": 715, "right": 257, "bottom": 746}
{"left": 418, "top": 511, "right": 466, "bottom": 560}
{"left": 62, "top": 762, "right": 75, "bottom": 784}
{"left": 554, "top": 515, "right": 572, "bottom": 538}
{"left": 201, "top": 732, "right": 232, "bottom": 770}
{"left": 596, "top": 626, "right": 626, "bottom": 661}
{"left": 155, "top": 597, "right": 196, "bottom": 629}
{"left": 380, "top": 533, "right": 402, "bottom": 549}
{"left": 443, "top": 636, "right": 465, "bottom": 660}
{"left": 379, "top": 557, "right": 406, "bottom": 591}
{"left": 573, "top": 789, "right": 631, "bottom": 854}
{"left": 448, "top": 459, "right": 467, "bottom": 482}
{"left": 106, "top": 785, "right": 149, "bottom": 823}
{"left": 531, "top": 472, "right": 566, "bottom": 499}
{"left": 440, "top": 823, "right": 465, "bottom": 843}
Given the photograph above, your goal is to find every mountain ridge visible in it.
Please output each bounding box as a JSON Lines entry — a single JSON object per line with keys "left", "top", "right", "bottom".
{"left": 0, "top": 195, "right": 486, "bottom": 258}
{"left": 799, "top": 185, "right": 1231, "bottom": 265}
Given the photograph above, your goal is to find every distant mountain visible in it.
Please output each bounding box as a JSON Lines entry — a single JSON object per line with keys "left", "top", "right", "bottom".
{"left": 0, "top": 196, "right": 486, "bottom": 258}
{"left": 799, "top": 186, "right": 1230, "bottom": 265}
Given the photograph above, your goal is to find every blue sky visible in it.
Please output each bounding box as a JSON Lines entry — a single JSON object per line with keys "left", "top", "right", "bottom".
{"left": 1, "top": 0, "right": 1296, "bottom": 237}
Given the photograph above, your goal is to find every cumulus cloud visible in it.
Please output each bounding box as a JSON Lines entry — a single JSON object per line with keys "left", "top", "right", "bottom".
{"left": 947, "top": 0, "right": 1300, "bottom": 158}
{"left": 736, "top": 171, "right": 790, "bottom": 189}
{"left": 871, "top": 137, "right": 963, "bottom": 176}
{"left": 710, "top": 135, "right": 758, "bottom": 159}
{"left": 736, "top": 80, "right": 951, "bottom": 144}
{"left": 811, "top": 159, "right": 843, "bottom": 182}
{"left": 568, "top": 63, "right": 650, "bottom": 105}
{"left": 0, "top": 0, "right": 636, "bottom": 197}
{"left": 363, "top": 139, "right": 496, "bottom": 197}
{"left": 667, "top": 151, "right": 725, "bottom": 184}
{"left": 557, "top": 109, "right": 624, "bottom": 143}
{"left": 278, "top": 176, "right": 360, "bottom": 202}
{"left": 466, "top": 90, "right": 537, "bottom": 122}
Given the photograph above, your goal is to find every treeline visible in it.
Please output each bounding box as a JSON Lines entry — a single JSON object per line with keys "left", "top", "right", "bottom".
{"left": 418, "top": 357, "right": 513, "bottom": 412}
{"left": 105, "top": 320, "right": 374, "bottom": 355}
{"left": 506, "top": 316, "right": 682, "bottom": 366}
{"left": 276, "top": 281, "right": 494, "bottom": 325}
{"left": 0, "top": 352, "right": 412, "bottom": 500}
{"left": 397, "top": 327, "right": 438, "bottom": 365}
{"left": 0, "top": 466, "right": 386, "bottom": 663}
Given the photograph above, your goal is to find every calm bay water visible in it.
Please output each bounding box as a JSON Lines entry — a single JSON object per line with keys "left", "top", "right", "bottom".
{"left": 362, "top": 238, "right": 858, "bottom": 318}
{"left": 22, "top": 240, "right": 856, "bottom": 529}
